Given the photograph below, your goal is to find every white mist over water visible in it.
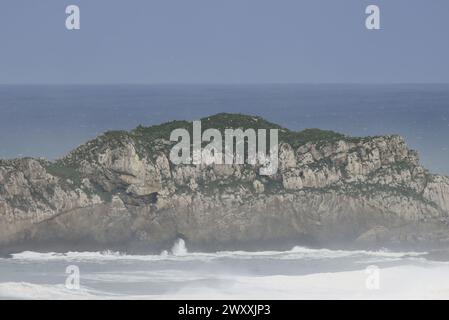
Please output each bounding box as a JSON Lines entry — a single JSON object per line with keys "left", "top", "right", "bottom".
{"left": 2, "top": 242, "right": 449, "bottom": 299}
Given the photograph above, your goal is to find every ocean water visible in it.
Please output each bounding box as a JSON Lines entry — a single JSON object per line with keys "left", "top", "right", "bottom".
{"left": 0, "top": 240, "right": 448, "bottom": 300}
{"left": 1, "top": 84, "right": 449, "bottom": 174}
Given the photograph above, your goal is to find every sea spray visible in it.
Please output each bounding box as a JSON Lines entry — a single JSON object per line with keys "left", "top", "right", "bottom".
{"left": 171, "top": 238, "right": 188, "bottom": 256}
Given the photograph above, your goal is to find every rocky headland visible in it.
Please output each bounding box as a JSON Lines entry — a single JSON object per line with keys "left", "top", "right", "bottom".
{"left": 1, "top": 113, "right": 449, "bottom": 254}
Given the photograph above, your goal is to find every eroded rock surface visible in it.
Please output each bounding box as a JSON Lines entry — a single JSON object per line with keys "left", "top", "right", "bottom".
{"left": 1, "top": 113, "right": 449, "bottom": 252}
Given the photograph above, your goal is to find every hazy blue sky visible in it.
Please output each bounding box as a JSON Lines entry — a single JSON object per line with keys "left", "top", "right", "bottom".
{"left": 0, "top": 0, "right": 448, "bottom": 84}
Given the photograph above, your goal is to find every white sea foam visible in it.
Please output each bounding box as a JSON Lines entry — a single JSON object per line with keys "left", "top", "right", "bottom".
{"left": 1, "top": 240, "right": 447, "bottom": 300}
{"left": 2, "top": 264, "right": 449, "bottom": 299}
{"left": 0, "top": 282, "right": 114, "bottom": 300}
{"left": 8, "top": 243, "right": 424, "bottom": 262}
{"left": 164, "top": 265, "right": 449, "bottom": 300}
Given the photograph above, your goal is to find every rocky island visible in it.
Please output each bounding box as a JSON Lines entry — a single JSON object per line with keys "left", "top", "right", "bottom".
{"left": 1, "top": 113, "right": 449, "bottom": 254}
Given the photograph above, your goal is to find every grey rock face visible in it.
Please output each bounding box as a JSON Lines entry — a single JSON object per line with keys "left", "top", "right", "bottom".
{"left": 1, "top": 113, "right": 449, "bottom": 252}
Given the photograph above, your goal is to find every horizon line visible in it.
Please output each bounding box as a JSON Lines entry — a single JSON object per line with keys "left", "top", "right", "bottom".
{"left": 1, "top": 82, "right": 449, "bottom": 86}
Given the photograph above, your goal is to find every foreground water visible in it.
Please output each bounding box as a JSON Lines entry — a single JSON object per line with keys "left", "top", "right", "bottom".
{"left": 1, "top": 240, "right": 448, "bottom": 299}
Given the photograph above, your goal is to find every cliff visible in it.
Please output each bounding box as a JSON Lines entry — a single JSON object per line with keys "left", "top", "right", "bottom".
{"left": 1, "top": 113, "right": 449, "bottom": 252}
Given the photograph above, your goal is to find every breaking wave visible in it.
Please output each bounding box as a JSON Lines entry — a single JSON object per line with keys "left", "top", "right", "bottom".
{"left": 2, "top": 240, "right": 447, "bottom": 300}
{"left": 7, "top": 240, "right": 424, "bottom": 262}
{"left": 160, "top": 238, "right": 188, "bottom": 257}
